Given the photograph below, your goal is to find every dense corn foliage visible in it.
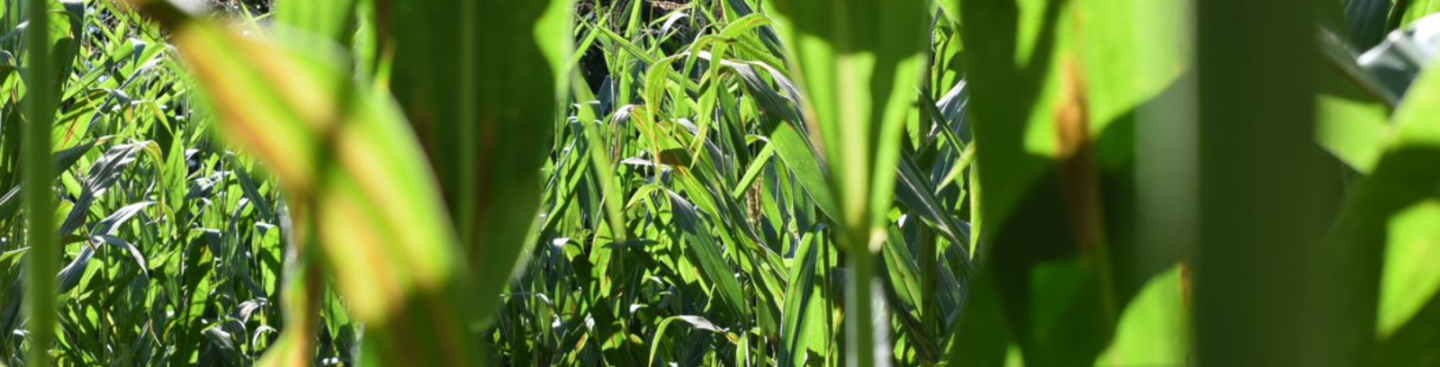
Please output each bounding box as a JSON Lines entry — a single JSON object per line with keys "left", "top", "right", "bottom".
{"left": 0, "top": 0, "right": 1439, "bottom": 366}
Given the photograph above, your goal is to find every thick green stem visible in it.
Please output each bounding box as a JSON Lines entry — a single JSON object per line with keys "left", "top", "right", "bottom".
{"left": 23, "top": 0, "right": 55, "bottom": 365}
{"left": 847, "top": 236, "right": 877, "bottom": 367}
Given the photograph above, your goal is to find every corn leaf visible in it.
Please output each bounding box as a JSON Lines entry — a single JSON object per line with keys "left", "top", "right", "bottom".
{"left": 1095, "top": 265, "right": 1190, "bottom": 366}
{"left": 275, "top": 0, "right": 359, "bottom": 44}
{"left": 119, "top": 1, "right": 474, "bottom": 365}
{"left": 391, "top": 0, "right": 573, "bottom": 329}
{"left": 767, "top": 0, "right": 928, "bottom": 249}
{"left": 1391, "top": 0, "right": 1440, "bottom": 30}
{"left": 765, "top": 2, "right": 930, "bottom": 365}
{"left": 1325, "top": 53, "right": 1440, "bottom": 365}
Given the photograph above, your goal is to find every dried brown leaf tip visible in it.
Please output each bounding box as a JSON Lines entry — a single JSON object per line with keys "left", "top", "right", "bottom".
{"left": 649, "top": 0, "right": 688, "bottom": 11}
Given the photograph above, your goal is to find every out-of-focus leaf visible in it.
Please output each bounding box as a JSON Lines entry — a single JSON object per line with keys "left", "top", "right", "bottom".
{"left": 1346, "top": 0, "right": 1393, "bottom": 48}
{"left": 1078, "top": 0, "right": 1189, "bottom": 138}
{"left": 1319, "top": 31, "right": 1394, "bottom": 173}
{"left": 949, "top": 268, "right": 1019, "bottom": 367}
{"left": 1360, "top": 15, "right": 1440, "bottom": 98}
{"left": 945, "top": 0, "right": 1198, "bottom": 364}
{"left": 275, "top": 0, "right": 359, "bottom": 44}
{"left": 1322, "top": 22, "right": 1440, "bottom": 367}
{"left": 119, "top": 1, "right": 474, "bottom": 365}
{"left": 1095, "top": 265, "right": 1190, "bottom": 366}
{"left": 1392, "top": 0, "right": 1440, "bottom": 30}
{"left": 202, "top": 327, "right": 242, "bottom": 362}
{"left": 1377, "top": 201, "right": 1440, "bottom": 338}
{"left": 391, "top": 0, "right": 574, "bottom": 329}
{"left": 1359, "top": 51, "right": 1440, "bottom": 352}
{"left": 953, "top": 0, "right": 1074, "bottom": 235}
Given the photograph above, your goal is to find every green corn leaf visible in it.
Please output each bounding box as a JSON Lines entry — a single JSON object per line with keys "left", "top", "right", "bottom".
{"left": 725, "top": 57, "right": 840, "bottom": 220}
{"left": 895, "top": 155, "right": 973, "bottom": 272}
{"left": 949, "top": 267, "right": 1021, "bottom": 367}
{"left": 275, "top": 0, "right": 359, "bottom": 44}
{"left": 391, "top": 0, "right": 574, "bottom": 329}
{"left": 1318, "top": 31, "right": 1393, "bottom": 173}
{"left": 668, "top": 190, "right": 749, "bottom": 320}
{"left": 1377, "top": 201, "right": 1440, "bottom": 338}
{"left": 1095, "top": 265, "right": 1191, "bottom": 366}
{"left": 731, "top": 142, "right": 774, "bottom": 199}
{"left": 570, "top": 69, "right": 631, "bottom": 241}
{"left": 1326, "top": 52, "right": 1440, "bottom": 365}
{"left": 880, "top": 225, "right": 922, "bottom": 314}
{"left": 119, "top": 0, "right": 475, "bottom": 365}
{"left": 0, "top": 141, "right": 96, "bottom": 222}
{"left": 58, "top": 143, "right": 147, "bottom": 237}
{"left": 649, "top": 315, "right": 728, "bottom": 367}
{"left": 781, "top": 230, "right": 833, "bottom": 367}
{"left": 768, "top": 0, "right": 929, "bottom": 249}
{"left": 1391, "top": 0, "right": 1440, "bottom": 30}
{"left": 1346, "top": 0, "right": 1392, "bottom": 48}
{"left": 766, "top": 2, "right": 933, "bottom": 361}
{"left": 946, "top": 0, "right": 1197, "bottom": 365}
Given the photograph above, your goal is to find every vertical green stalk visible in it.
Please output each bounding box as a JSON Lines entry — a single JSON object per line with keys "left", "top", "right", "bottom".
{"left": 1194, "top": 0, "right": 1335, "bottom": 365}
{"left": 846, "top": 235, "right": 876, "bottom": 367}
{"left": 23, "top": 0, "right": 54, "bottom": 365}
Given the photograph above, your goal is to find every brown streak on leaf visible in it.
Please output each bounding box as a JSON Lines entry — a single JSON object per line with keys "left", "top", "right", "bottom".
{"left": 1054, "top": 53, "right": 1119, "bottom": 323}
{"left": 469, "top": 114, "right": 496, "bottom": 272}
{"left": 1053, "top": 56, "right": 1103, "bottom": 252}
{"left": 179, "top": 41, "right": 311, "bottom": 193}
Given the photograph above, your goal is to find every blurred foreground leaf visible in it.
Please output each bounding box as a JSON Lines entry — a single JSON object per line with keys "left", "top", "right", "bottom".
{"left": 120, "top": 0, "right": 474, "bottom": 365}
{"left": 391, "top": 0, "right": 573, "bottom": 329}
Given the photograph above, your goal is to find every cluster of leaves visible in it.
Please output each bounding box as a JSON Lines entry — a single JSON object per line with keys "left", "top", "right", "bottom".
{"left": 496, "top": 0, "right": 968, "bottom": 365}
